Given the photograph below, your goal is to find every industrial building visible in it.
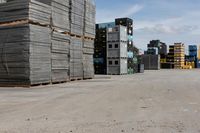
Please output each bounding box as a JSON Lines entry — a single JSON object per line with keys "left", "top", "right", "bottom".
{"left": 0, "top": 0, "right": 96, "bottom": 86}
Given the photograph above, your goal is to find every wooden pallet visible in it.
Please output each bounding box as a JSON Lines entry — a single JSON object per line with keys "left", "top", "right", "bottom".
{"left": 0, "top": 19, "right": 49, "bottom": 27}
{"left": 70, "top": 78, "right": 83, "bottom": 81}
{"left": 0, "top": 82, "right": 51, "bottom": 88}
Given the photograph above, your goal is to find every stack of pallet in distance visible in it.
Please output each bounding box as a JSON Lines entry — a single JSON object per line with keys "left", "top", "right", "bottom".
{"left": 174, "top": 43, "right": 185, "bottom": 69}
{"left": 141, "top": 55, "right": 160, "bottom": 70}
{"left": 0, "top": 0, "right": 95, "bottom": 86}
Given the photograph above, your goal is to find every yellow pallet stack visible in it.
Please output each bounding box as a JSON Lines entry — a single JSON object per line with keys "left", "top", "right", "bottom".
{"left": 174, "top": 43, "right": 185, "bottom": 69}
{"left": 198, "top": 45, "right": 200, "bottom": 60}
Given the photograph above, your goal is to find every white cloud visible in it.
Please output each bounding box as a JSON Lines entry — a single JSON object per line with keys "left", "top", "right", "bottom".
{"left": 96, "top": 4, "right": 143, "bottom": 23}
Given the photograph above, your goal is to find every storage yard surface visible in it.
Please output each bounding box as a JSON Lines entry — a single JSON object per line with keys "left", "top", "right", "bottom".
{"left": 0, "top": 70, "right": 200, "bottom": 133}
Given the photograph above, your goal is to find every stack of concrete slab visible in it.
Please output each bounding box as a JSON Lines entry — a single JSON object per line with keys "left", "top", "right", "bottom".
{"left": 0, "top": 0, "right": 6, "bottom": 3}
{"left": 0, "top": 0, "right": 95, "bottom": 86}
{"left": 84, "top": 0, "right": 96, "bottom": 38}
{"left": 70, "top": 37, "right": 83, "bottom": 80}
{"left": 70, "top": 0, "right": 84, "bottom": 36}
{"left": 0, "top": 0, "right": 51, "bottom": 25}
{"left": 0, "top": 23, "right": 51, "bottom": 85}
{"left": 51, "top": 31, "right": 70, "bottom": 83}
{"left": 83, "top": 39, "right": 94, "bottom": 79}
{"left": 82, "top": 0, "right": 95, "bottom": 79}
{"left": 51, "top": 0, "right": 70, "bottom": 32}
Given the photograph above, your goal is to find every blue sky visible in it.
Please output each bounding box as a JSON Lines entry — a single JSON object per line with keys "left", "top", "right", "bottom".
{"left": 95, "top": 0, "right": 200, "bottom": 51}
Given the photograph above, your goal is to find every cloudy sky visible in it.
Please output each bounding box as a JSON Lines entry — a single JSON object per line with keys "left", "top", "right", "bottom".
{"left": 95, "top": 0, "right": 200, "bottom": 51}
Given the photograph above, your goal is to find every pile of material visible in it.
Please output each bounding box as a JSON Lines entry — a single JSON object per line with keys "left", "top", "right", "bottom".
{"left": 0, "top": 0, "right": 95, "bottom": 86}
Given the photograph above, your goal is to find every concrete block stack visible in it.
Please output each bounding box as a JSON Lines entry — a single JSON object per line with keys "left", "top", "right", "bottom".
{"left": 83, "top": 0, "right": 95, "bottom": 79}
{"left": 0, "top": 0, "right": 51, "bottom": 85}
{"left": 0, "top": 0, "right": 95, "bottom": 86}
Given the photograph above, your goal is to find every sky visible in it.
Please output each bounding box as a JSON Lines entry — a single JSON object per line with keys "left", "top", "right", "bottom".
{"left": 95, "top": 0, "right": 200, "bottom": 52}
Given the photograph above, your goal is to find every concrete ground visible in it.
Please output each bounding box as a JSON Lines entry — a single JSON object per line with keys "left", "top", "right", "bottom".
{"left": 0, "top": 70, "right": 200, "bottom": 133}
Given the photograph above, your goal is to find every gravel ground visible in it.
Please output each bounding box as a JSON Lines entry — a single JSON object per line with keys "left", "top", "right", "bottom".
{"left": 0, "top": 69, "right": 200, "bottom": 133}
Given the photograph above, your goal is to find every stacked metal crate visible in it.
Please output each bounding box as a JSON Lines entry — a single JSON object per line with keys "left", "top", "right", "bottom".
{"left": 94, "top": 23, "right": 115, "bottom": 75}
{"left": 141, "top": 55, "right": 160, "bottom": 70}
{"left": 115, "top": 18, "right": 139, "bottom": 74}
{"left": 188, "top": 45, "right": 198, "bottom": 68}
{"left": 0, "top": 0, "right": 51, "bottom": 85}
{"left": 174, "top": 43, "right": 185, "bottom": 69}
{"left": 166, "top": 45, "right": 175, "bottom": 68}
{"left": 107, "top": 26, "right": 127, "bottom": 75}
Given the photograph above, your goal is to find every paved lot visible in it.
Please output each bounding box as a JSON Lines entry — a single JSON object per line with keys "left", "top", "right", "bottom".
{"left": 0, "top": 70, "right": 200, "bottom": 133}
